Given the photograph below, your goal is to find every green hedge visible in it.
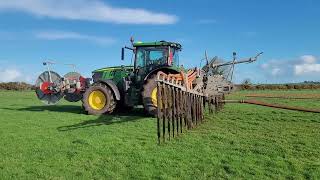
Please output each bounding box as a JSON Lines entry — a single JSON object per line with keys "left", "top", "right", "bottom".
{"left": 0, "top": 82, "right": 35, "bottom": 91}
{"left": 240, "top": 84, "right": 320, "bottom": 90}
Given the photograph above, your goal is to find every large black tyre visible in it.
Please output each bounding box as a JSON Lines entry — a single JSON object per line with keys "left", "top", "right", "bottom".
{"left": 142, "top": 75, "right": 158, "bottom": 116}
{"left": 82, "top": 83, "right": 116, "bottom": 115}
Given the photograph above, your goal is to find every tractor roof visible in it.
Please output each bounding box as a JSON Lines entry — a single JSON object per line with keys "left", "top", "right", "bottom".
{"left": 133, "top": 41, "right": 182, "bottom": 49}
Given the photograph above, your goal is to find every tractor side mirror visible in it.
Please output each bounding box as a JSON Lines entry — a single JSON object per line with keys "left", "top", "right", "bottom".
{"left": 121, "top": 48, "right": 125, "bottom": 60}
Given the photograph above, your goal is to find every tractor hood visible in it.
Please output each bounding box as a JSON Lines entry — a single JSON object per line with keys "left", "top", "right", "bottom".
{"left": 92, "top": 65, "right": 134, "bottom": 84}
{"left": 93, "top": 65, "right": 134, "bottom": 73}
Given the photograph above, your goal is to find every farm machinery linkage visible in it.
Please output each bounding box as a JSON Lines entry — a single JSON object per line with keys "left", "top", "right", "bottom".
{"left": 35, "top": 38, "right": 262, "bottom": 142}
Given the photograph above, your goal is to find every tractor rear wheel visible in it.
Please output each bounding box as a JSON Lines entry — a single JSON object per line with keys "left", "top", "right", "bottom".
{"left": 142, "top": 75, "right": 158, "bottom": 116}
{"left": 82, "top": 83, "right": 116, "bottom": 115}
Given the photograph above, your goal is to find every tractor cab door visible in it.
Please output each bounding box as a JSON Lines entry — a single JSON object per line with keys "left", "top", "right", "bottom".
{"left": 134, "top": 47, "right": 168, "bottom": 82}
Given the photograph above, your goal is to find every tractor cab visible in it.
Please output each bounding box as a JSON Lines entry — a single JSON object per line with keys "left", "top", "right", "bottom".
{"left": 130, "top": 41, "right": 182, "bottom": 84}
{"left": 119, "top": 40, "right": 183, "bottom": 113}
{"left": 133, "top": 41, "right": 181, "bottom": 70}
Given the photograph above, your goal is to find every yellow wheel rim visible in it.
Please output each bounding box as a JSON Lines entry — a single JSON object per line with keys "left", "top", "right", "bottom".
{"left": 88, "top": 90, "right": 107, "bottom": 110}
{"left": 151, "top": 88, "right": 158, "bottom": 107}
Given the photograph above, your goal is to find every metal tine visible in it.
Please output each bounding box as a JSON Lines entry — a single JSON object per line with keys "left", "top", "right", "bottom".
{"left": 208, "top": 97, "right": 211, "bottom": 114}
{"left": 175, "top": 88, "right": 178, "bottom": 135}
{"left": 189, "top": 93, "right": 192, "bottom": 127}
{"left": 168, "top": 84, "right": 171, "bottom": 139}
{"left": 191, "top": 94, "right": 194, "bottom": 127}
{"left": 175, "top": 87, "right": 179, "bottom": 135}
{"left": 157, "top": 82, "right": 162, "bottom": 144}
{"left": 185, "top": 92, "right": 188, "bottom": 128}
{"left": 195, "top": 95, "right": 198, "bottom": 125}
{"left": 196, "top": 95, "right": 199, "bottom": 124}
{"left": 199, "top": 96, "right": 201, "bottom": 121}
{"left": 201, "top": 96, "right": 203, "bottom": 120}
{"left": 172, "top": 86, "right": 177, "bottom": 136}
{"left": 156, "top": 74, "right": 209, "bottom": 143}
{"left": 179, "top": 89, "right": 183, "bottom": 133}
{"left": 167, "top": 84, "right": 170, "bottom": 139}
{"left": 200, "top": 96, "right": 202, "bottom": 120}
{"left": 187, "top": 93, "right": 192, "bottom": 129}
{"left": 193, "top": 95, "right": 196, "bottom": 126}
{"left": 184, "top": 91, "right": 186, "bottom": 129}
{"left": 190, "top": 95, "right": 192, "bottom": 126}
{"left": 197, "top": 95, "right": 200, "bottom": 124}
{"left": 197, "top": 96, "right": 199, "bottom": 122}
{"left": 173, "top": 85, "right": 176, "bottom": 137}
{"left": 194, "top": 94, "right": 197, "bottom": 126}
{"left": 175, "top": 79, "right": 180, "bottom": 135}
{"left": 195, "top": 95, "right": 197, "bottom": 125}
{"left": 162, "top": 83, "right": 167, "bottom": 142}
{"left": 197, "top": 95, "right": 199, "bottom": 123}
{"left": 171, "top": 84, "right": 175, "bottom": 138}
{"left": 184, "top": 92, "right": 186, "bottom": 128}
{"left": 201, "top": 96, "right": 204, "bottom": 120}
{"left": 215, "top": 96, "right": 218, "bottom": 113}
{"left": 171, "top": 79, "right": 175, "bottom": 136}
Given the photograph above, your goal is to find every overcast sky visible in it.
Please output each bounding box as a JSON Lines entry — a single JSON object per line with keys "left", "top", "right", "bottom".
{"left": 0, "top": 0, "right": 319, "bottom": 84}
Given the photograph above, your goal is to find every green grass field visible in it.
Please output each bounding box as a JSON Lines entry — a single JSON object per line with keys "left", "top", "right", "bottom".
{"left": 0, "top": 90, "right": 319, "bottom": 179}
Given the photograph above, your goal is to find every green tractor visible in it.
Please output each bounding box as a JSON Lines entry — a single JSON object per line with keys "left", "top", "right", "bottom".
{"left": 35, "top": 39, "right": 262, "bottom": 116}
{"left": 82, "top": 40, "right": 182, "bottom": 115}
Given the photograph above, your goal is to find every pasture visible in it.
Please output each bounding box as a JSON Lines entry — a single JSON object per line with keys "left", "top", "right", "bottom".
{"left": 0, "top": 90, "right": 319, "bottom": 179}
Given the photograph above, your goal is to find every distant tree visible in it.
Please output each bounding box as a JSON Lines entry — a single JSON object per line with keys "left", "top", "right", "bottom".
{"left": 241, "top": 78, "right": 252, "bottom": 90}
{"left": 243, "top": 78, "right": 252, "bottom": 85}
{"left": 0, "top": 82, "right": 35, "bottom": 91}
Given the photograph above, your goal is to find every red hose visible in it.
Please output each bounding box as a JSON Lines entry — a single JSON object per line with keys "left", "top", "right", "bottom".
{"left": 223, "top": 99, "right": 320, "bottom": 113}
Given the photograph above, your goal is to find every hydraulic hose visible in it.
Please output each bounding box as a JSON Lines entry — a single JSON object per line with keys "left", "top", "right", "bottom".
{"left": 245, "top": 94, "right": 320, "bottom": 100}
{"left": 223, "top": 99, "right": 320, "bottom": 113}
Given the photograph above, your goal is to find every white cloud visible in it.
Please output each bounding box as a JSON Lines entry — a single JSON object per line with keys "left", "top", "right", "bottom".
{"left": 0, "top": 0, "right": 178, "bottom": 25}
{"left": 261, "top": 55, "right": 320, "bottom": 78}
{"left": 271, "top": 68, "right": 281, "bottom": 76}
{"left": 294, "top": 55, "right": 320, "bottom": 75}
{"left": 261, "top": 63, "right": 269, "bottom": 69}
{"left": 260, "top": 59, "right": 287, "bottom": 77}
{"left": 300, "top": 55, "right": 316, "bottom": 64}
{"left": 35, "top": 30, "right": 116, "bottom": 45}
{"left": 0, "top": 66, "right": 35, "bottom": 83}
{"left": 295, "top": 64, "right": 320, "bottom": 75}
{"left": 0, "top": 68, "right": 22, "bottom": 82}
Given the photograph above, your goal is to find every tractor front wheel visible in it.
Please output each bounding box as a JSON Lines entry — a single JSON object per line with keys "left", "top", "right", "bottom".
{"left": 82, "top": 83, "right": 116, "bottom": 115}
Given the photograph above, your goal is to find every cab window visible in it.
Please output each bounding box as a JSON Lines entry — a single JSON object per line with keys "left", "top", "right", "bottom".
{"left": 135, "top": 47, "right": 167, "bottom": 68}
{"left": 136, "top": 49, "right": 146, "bottom": 68}
{"left": 172, "top": 49, "right": 179, "bottom": 66}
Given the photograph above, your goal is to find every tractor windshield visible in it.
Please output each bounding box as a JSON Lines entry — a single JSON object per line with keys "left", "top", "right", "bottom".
{"left": 135, "top": 47, "right": 179, "bottom": 69}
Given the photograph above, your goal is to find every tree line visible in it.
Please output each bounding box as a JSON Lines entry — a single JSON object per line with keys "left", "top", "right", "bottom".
{"left": 0, "top": 82, "right": 35, "bottom": 91}
{"left": 240, "top": 79, "right": 320, "bottom": 90}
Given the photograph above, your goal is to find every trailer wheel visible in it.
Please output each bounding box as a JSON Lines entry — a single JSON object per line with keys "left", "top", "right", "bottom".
{"left": 82, "top": 83, "right": 116, "bottom": 115}
{"left": 142, "top": 75, "right": 158, "bottom": 116}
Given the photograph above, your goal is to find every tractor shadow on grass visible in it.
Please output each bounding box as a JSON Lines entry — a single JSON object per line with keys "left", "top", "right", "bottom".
{"left": 2, "top": 105, "right": 151, "bottom": 131}
{"left": 2, "top": 105, "right": 84, "bottom": 114}
{"left": 57, "top": 108, "right": 150, "bottom": 131}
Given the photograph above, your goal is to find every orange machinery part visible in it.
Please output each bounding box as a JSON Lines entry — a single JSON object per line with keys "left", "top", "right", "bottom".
{"left": 157, "top": 69, "right": 199, "bottom": 90}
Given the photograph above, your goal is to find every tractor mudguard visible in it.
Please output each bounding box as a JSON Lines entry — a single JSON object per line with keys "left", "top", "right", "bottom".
{"left": 143, "top": 67, "right": 180, "bottom": 81}
{"left": 96, "top": 80, "right": 121, "bottom": 101}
